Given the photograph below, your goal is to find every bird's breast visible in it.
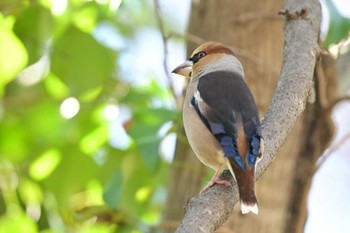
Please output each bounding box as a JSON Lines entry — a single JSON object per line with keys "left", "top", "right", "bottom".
{"left": 183, "top": 86, "right": 226, "bottom": 171}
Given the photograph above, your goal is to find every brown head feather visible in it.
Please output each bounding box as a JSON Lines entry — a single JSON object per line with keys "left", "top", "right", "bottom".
{"left": 189, "top": 42, "right": 241, "bottom": 78}
{"left": 190, "top": 42, "right": 234, "bottom": 57}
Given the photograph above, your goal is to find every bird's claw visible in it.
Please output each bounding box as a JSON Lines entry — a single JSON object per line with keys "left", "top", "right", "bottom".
{"left": 200, "top": 179, "right": 231, "bottom": 194}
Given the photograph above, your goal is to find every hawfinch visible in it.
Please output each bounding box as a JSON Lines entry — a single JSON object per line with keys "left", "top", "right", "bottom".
{"left": 172, "top": 42, "right": 263, "bottom": 214}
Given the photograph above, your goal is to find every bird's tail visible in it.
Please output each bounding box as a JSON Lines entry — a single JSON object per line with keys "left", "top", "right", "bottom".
{"left": 225, "top": 158, "right": 259, "bottom": 214}
{"left": 237, "top": 170, "right": 259, "bottom": 214}
{"left": 240, "top": 191, "right": 259, "bottom": 214}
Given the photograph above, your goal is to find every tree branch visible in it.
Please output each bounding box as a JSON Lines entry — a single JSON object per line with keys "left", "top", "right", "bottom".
{"left": 175, "top": 0, "right": 322, "bottom": 232}
{"left": 153, "top": 0, "right": 177, "bottom": 101}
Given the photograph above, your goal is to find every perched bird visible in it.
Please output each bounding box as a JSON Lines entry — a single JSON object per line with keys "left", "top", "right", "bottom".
{"left": 172, "top": 42, "right": 263, "bottom": 214}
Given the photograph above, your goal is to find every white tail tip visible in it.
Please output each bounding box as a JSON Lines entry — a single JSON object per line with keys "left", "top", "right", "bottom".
{"left": 240, "top": 201, "right": 259, "bottom": 215}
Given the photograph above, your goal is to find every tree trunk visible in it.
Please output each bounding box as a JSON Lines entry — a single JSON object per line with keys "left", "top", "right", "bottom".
{"left": 162, "top": 0, "right": 336, "bottom": 232}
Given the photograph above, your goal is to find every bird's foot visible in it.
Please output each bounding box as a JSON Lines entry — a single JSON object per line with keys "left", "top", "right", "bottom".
{"left": 200, "top": 178, "right": 231, "bottom": 194}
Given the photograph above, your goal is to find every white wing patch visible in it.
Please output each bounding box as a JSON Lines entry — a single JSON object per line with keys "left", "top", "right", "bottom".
{"left": 194, "top": 90, "right": 203, "bottom": 102}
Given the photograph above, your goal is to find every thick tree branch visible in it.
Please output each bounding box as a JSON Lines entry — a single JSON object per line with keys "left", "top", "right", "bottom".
{"left": 175, "top": 0, "right": 322, "bottom": 232}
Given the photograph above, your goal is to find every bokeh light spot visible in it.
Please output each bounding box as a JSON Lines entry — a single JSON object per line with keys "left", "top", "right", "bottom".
{"left": 103, "top": 104, "right": 119, "bottom": 121}
{"left": 60, "top": 97, "right": 80, "bottom": 119}
{"left": 29, "top": 149, "right": 61, "bottom": 181}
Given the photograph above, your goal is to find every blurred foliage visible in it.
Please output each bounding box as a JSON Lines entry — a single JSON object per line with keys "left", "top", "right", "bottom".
{"left": 324, "top": 0, "right": 350, "bottom": 48}
{"left": 0, "top": 0, "right": 178, "bottom": 232}
{"left": 1, "top": 0, "right": 349, "bottom": 232}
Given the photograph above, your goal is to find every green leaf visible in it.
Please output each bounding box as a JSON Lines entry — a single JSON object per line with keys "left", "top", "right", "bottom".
{"left": 324, "top": 0, "right": 350, "bottom": 47}
{"left": 72, "top": 2, "right": 99, "bottom": 33}
{"left": 29, "top": 149, "right": 61, "bottom": 181}
{"left": 13, "top": 4, "right": 54, "bottom": 64}
{"left": 0, "top": 212, "right": 37, "bottom": 233}
{"left": 42, "top": 148, "right": 100, "bottom": 206}
{"left": 0, "top": 14, "right": 28, "bottom": 95}
{"left": 128, "top": 108, "right": 179, "bottom": 172}
{"left": 78, "top": 223, "right": 116, "bottom": 233}
{"left": 119, "top": 153, "right": 154, "bottom": 217}
{"left": 103, "top": 170, "right": 123, "bottom": 209}
{"left": 79, "top": 125, "right": 109, "bottom": 154}
{"left": 51, "top": 26, "right": 116, "bottom": 95}
{"left": 139, "top": 135, "right": 161, "bottom": 172}
{"left": 23, "top": 98, "right": 66, "bottom": 149}
{"left": 18, "top": 178, "right": 43, "bottom": 204}
{"left": 0, "top": 118, "right": 28, "bottom": 162}
{"left": 123, "top": 80, "right": 174, "bottom": 109}
{"left": 43, "top": 73, "right": 70, "bottom": 99}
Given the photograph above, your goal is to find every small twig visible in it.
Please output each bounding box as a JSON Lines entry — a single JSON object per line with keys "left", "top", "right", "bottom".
{"left": 315, "top": 131, "right": 350, "bottom": 172}
{"left": 233, "top": 12, "right": 280, "bottom": 24}
{"left": 229, "top": 46, "right": 280, "bottom": 76}
{"left": 168, "top": 32, "right": 206, "bottom": 46}
{"left": 153, "top": 0, "right": 177, "bottom": 100}
{"left": 278, "top": 8, "right": 308, "bottom": 20}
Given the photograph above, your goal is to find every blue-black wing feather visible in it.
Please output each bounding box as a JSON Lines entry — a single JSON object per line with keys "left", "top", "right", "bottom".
{"left": 191, "top": 96, "right": 246, "bottom": 171}
{"left": 193, "top": 71, "right": 261, "bottom": 170}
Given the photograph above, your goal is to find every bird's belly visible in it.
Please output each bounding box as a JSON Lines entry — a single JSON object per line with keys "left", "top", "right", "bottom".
{"left": 183, "top": 105, "right": 226, "bottom": 171}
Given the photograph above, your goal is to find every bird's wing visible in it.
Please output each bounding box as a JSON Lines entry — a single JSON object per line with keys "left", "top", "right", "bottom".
{"left": 193, "top": 71, "right": 262, "bottom": 171}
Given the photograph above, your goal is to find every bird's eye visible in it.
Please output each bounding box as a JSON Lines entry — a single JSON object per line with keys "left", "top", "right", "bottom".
{"left": 197, "top": 51, "right": 206, "bottom": 59}
{"left": 191, "top": 51, "right": 207, "bottom": 64}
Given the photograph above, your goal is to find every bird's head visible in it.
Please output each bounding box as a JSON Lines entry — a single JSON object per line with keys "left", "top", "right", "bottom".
{"left": 172, "top": 42, "right": 242, "bottom": 79}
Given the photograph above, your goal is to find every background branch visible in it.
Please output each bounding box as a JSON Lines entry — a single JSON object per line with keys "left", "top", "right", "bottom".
{"left": 153, "top": 0, "right": 177, "bottom": 101}
{"left": 175, "top": 0, "right": 322, "bottom": 232}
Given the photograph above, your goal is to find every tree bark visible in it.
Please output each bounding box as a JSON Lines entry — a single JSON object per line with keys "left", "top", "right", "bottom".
{"left": 283, "top": 53, "right": 338, "bottom": 233}
{"left": 173, "top": 0, "right": 326, "bottom": 232}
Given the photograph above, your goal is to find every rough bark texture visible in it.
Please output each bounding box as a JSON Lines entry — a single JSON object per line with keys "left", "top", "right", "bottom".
{"left": 174, "top": 0, "right": 323, "bottom": 232}
{"left": 284, "top": 54, "right": 338, "bottom": 233}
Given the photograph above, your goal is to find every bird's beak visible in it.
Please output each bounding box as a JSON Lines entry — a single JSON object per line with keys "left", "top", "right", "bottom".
{"left": 172, "top": 60, "right": 193, "bottom": 78}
